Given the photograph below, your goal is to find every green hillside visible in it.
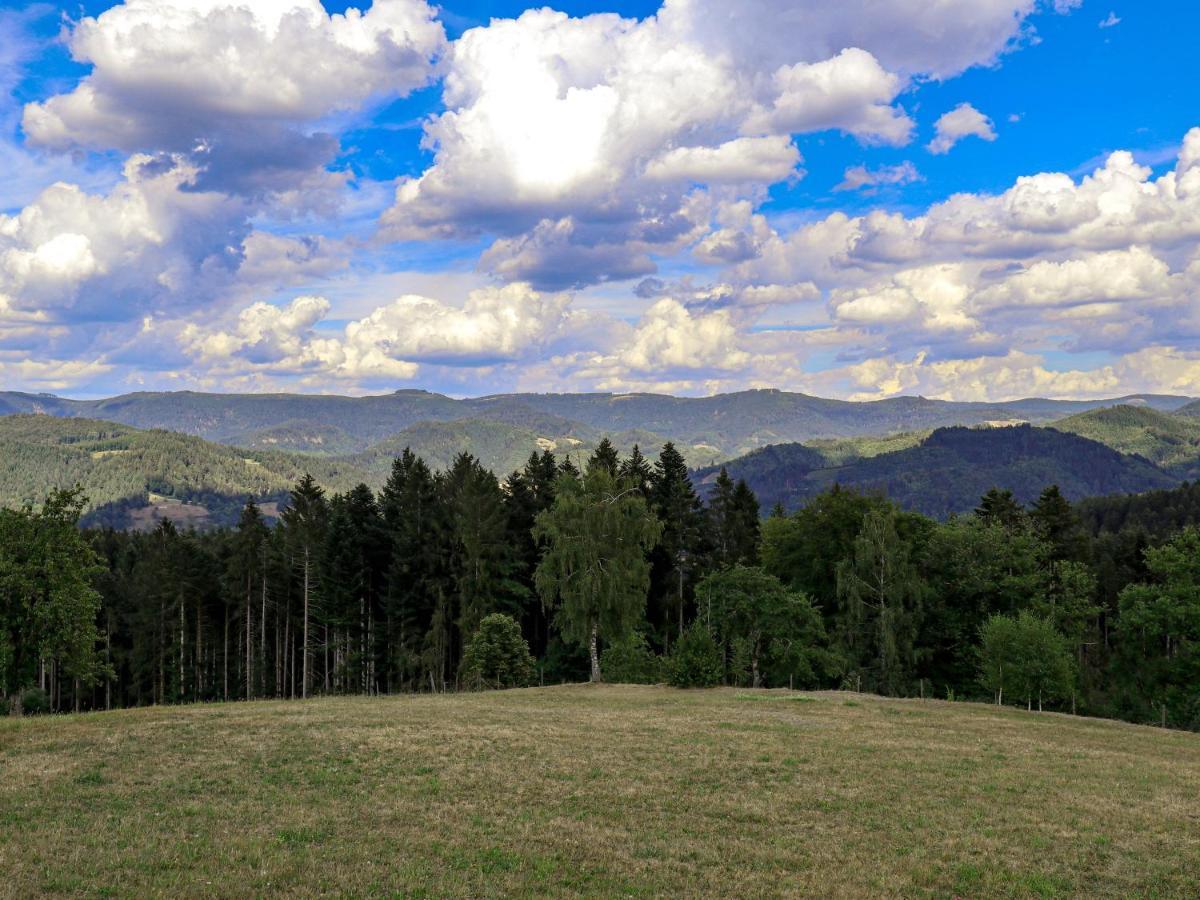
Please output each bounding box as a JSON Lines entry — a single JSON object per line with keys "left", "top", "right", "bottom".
{"left": 0, "top": 416, "right": 367, "bottom": 527}
{"left": 701, "top": 425, "right": 1177, "bottom": 517}
{"left": 1051, "top": 404, "right": 1200, "bottom": 476}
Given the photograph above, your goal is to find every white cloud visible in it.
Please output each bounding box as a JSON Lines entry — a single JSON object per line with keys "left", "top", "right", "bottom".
{"left": 176, "top": 282, "right": 584, "bottom": 385}
{"left": 1099, "top": 12, "right": 1121, "bottom": 28}
{"left": 927, "top": 103, "right": 997, "bottom": 155}
{"left": 23, "top": 0, "right": 445, "bottom": 195}
{"left": 382, "top": 1, "right": 1058, "bottom": 287}
{"left": 835, "top": 161, "right": 922, "bottom": 193}
{"left": 743, "top": 49, "right": 913, "bottom": 145}
{"left": 644, "top": 137, "right": 801, "bottom": 185}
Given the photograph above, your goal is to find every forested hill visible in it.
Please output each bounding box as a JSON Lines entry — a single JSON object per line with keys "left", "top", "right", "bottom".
{"left": 0, "top": 415, "right": 707, "bottom": 530}
{"left": 0, "top": 416, "right": 368, "bottom": 528}
{"left": 1049, "top": 405, "right": 1200, "bottom": 477}
{"left": 1, "top": 388, "right": 1192, "bottom": 459}
{"left": 699, "top": 424, "right": 1178, "bottom": 518}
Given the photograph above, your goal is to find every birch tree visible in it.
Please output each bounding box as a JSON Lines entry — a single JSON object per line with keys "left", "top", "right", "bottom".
{"left": 533, "top": 467, "right": 661, "bottom": 682}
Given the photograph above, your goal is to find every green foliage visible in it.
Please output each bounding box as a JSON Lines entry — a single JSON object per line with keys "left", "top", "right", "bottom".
{"left": 0, "top": 487, "right": 107, "bottom": 713}
{"left": 836, "top": 507, "right": 928, "bottom": 696}
{"left": 666, "top": 621, "right": 724, "bottom": 688}
{"left": 600, "top": 632, "right": 665, "bottom": 684}
{"left": 534, "top": 467, "right": 662, "bottom": 681}
{"left": 697, "top": 565, "right": 825, "bottom": 688}
{"left": 460, "top": 614, "right": 536, "bottom": 690}
{"left": 1116, "top": 528, "right": 1200, "bottom": 728}
{"left": 978, "top": 612, "right": 1076, "bottom": 710}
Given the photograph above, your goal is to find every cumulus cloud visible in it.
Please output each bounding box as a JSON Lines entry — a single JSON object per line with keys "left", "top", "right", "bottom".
{"left": 927, "top": 103, "right": 997, "bottom": 155}
{"left": 23, "top": 0, "right": 445, "bottom": 196}
{"left": 658, "top": 126, "right": 1200, "bottom": 399}
{"left": 176, "top": 282, "right": 587, "bottom": 385}
{"left": 382, "top": 1, "right": 1059, "bottom": 288}
{"left": 1099, "top": 12, "right": 1121, "bottom": 28}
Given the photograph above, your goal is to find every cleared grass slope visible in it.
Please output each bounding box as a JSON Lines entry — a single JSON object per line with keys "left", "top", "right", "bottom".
{"left": 1, "top": 685, "right": 1197, "bottom": 897}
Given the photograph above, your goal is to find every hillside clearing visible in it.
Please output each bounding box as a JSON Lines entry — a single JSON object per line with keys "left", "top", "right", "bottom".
{"left": 1, "top": 686, "right": 1197, "bottom": 897}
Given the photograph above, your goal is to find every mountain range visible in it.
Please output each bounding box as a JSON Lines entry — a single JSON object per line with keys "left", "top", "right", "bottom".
{"left": 2, "top": 388, "right": 1197, "bottom": 528}
{"left": 1, "top": 388, "right": 1191, "bottom": 459}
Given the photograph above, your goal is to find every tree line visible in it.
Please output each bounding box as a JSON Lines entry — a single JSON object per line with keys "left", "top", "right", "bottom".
{"left": 2, "top": 439, "right": 1198, "bottom": 730}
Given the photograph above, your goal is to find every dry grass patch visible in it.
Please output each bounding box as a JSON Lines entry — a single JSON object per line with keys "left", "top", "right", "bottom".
{"left": 1, "top": 685, "right": 1198, "bottom": 897}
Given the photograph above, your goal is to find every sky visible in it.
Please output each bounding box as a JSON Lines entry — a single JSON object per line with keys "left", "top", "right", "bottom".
{"left": 1, "top": 0, "right": 1199, "bottom": 401}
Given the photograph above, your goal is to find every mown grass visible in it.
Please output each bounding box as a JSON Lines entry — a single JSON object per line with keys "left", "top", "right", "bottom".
{"left": 1, "top": 685, "right": 1198, "bottom": 897}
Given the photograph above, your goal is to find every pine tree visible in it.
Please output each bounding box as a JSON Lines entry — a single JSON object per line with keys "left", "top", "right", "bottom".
{"left": 650, "top": 442, "right": 706, "bottom": 641}
{"left": 619, "top": 444, "right": 653, "bottom": 496}
{"left": 975, "top": 488, "right": 1024, "bottom": 528}
{"left": 280, "top": 474, "right": 327, "bottom": 699}
{"left": 381, "top": 450, "right": 447, "bottom": 691}
{"left": 588, "top": 438, "right": 620, "bottom": 476}
{"left": 1031, "top": 485, "right": 1089, "bottom": 563}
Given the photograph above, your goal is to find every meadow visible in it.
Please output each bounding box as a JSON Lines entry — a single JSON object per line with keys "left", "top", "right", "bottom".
{"left": 1, "top": 685, "right": 1197, "bottom": 898}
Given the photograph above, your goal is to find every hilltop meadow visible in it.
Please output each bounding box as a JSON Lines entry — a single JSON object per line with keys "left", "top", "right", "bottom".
{"left": 2, "top": 685, "right": 1198, "bottom": 898}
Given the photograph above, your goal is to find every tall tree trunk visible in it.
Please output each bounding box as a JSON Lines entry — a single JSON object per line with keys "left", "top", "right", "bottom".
{"left": 260, "top": 550, "right": 268, "bottom": 699}
{"left": 196, "top": 597, "right": 203, "bottom": 700}
{"left": 105, "top": 622, "right": 112, "bottom": 712}
{"left": 302, "top": 546, "right": 310, "bottom": 700}
{"left": 589, "top": 622, "right": 601, "bottom": 683}
{"left": 245, "top": 571, "right": 253, "bottom": 702}
{"left": 223, "top": 605, "right": 229, "bottom": 702}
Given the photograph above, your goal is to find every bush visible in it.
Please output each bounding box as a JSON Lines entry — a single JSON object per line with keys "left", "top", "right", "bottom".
{"left": 460, "top": 614, "right": 537, "bottom": 690}
{"left": 667, "top": 622, "right": 724, "bottom": 688}
{"left": 601, "top": 633, "right": 665, "bottom": 684}
{"left": 4, "top": 687, "right": 50, "bottom": 716}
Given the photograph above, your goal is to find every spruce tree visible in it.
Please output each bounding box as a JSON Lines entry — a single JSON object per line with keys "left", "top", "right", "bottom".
{"left": 588, "top": 437, "right": 620, "bottom": 476}
{"left": 280, "top": 474, "right": 328, "bottom": 699}
{"left": 650, "top": 442, "right": 706, "bottom": 641}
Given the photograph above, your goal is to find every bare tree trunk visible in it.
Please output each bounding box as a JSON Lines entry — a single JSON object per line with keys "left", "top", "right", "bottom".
{"left": 105, "top": 618, "right": 112, "bottom": 711}
{"left": 260, "top": 549, "right": 268, "bottom": 699}
{"left": 196, "top": 597, "right": 203, "bottom": 700}
{"left": 589, "top": 623, "right": 601, "bottom": 683}
{"left": 302, "top": 546, "right": 310, "bottom": 700}
{"left": 223, "top": 605, "right": 229, "bottom": 702}
{"left": 245, "top": 571, "right": 253, "bottom": 702}
{"left": 179, "top": 596, "right": 185, "bottom": 702}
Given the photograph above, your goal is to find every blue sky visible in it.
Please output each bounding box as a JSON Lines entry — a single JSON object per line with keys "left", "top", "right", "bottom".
{"left": 2, "top": 0, "right": 1199, "bottom": 400}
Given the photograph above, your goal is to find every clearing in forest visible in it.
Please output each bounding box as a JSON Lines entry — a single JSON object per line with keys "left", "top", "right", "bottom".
{"left": 1, "top": 685, "right": 1197, "bottom": 897}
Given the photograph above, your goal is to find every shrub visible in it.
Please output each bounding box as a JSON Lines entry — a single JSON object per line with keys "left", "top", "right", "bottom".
{"left": 460, "top": 614, "right": 536, "bottom": 690}
{"left": 8, "top": 687, "right": 50, "bottom": 716}
{"left": 601, "top": 633, "right": 665, "bottom": 684}
{"left": 667, "top": 622, "right": 724, "bottom": 688}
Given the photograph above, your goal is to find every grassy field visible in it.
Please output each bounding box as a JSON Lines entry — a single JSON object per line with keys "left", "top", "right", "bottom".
{"left": 1, "top": 686, "right": 1198, "bottom": 898}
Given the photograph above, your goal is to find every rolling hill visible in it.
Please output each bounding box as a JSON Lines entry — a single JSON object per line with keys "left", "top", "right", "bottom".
{"left": 0, "top": 415, "right": 369, "bottom": 529}
{"left": 1, "top": 388, "right": 1192, "bottom": 460}
{"left": 0, "top": 415, "right": 714, "bottom": 530}
{"left": 699, "top": 424, "right": 1179, "bottom": 518}
{"left": 1049, "top": 404, "right": 1200, "bottom": 477}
